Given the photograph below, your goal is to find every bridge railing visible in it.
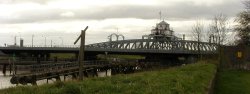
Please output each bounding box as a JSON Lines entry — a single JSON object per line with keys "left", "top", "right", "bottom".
{"left": 23, "top": 45, "right": 80, "bottom": 48}
{"left": 2, "top": 45, "right": 80, "bottom": 48}
{"left": 0, "top": 39, "right": 218, "bottom": 54}
{"left": 29, "top": 60, "right": 110, "bottom": 73}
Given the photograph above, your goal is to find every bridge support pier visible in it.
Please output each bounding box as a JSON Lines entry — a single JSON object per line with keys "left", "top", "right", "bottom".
{"left": 31, "top": 81, "right": 37, "bottom": 85}
{"left": 37, "top": 54, "right": 41, "bottom": 63}
{"left": 2, "top": 64, "right": 6, "bottom": 76}
{"left": 84, "top": 71, "right": 88, "bottom": 77}
{"left": 75, "top": 53, "right": 79, "bottom": 61}
{"left": 45, "top": 54, "right": 50, "bottom": 61}
{"left": 31, "top": 76, "right": 37, "bottom": 85}
{"left": 144, "top": 54, "right": 199, "bottom": 66}
{"left": 55, "top": 75, "right": 61, "bottom": 82}
{"left": 105, "top": 69, "right": 108, "bottom": 76}
{"left": 186, "top": 56, "right": 198, "bottom": 64}
{"left": 9, "top": 64, "right": 12, "bottom": 75}
{"left": 72, "top": 73, "right": 77, "bottom": 79}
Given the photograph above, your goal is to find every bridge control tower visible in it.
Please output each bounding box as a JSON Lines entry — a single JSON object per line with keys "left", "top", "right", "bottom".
{"left": 143, "top": 20, "right": 181, "bottom": 40}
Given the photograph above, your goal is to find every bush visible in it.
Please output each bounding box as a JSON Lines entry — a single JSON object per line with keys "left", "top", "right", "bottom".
{"left": 62, "top": 83, "right": 81, "bottom": 94}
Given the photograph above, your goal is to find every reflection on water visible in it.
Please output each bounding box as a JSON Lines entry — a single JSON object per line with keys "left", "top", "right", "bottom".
{"left": 0, "top": 70, "right": 111, "bottom": 89}
{"left": 0, "top": 71, "right": 15, "bottom": 89}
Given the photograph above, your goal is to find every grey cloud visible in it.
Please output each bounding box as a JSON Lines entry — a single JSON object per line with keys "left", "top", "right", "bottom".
{"left": 0, "top": 0, "right": 243, "bottom": 24}
{"left": 0, "top": 0, "right": 51, "bottom": 4}
{"left": 79, "top": 0, "right": 242, "bottom": 20}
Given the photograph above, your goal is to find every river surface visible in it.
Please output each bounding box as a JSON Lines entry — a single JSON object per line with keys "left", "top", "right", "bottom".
{"left": 0, "top": 70, "right": 111, "bottom": 90}
{"left": 0, "top": 71, "right": 15, "bottom": 89}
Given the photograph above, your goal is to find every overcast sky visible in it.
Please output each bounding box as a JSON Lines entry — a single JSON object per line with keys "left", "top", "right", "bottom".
{"left": 0, "top": 0, "right": 244, "bottom": 46}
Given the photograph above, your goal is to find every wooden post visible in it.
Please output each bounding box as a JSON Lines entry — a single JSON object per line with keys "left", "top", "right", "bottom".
{"left": 74, "top": 26, "right": 88, "bottom": 80}
{"left": 78, "top": 29, "right": 85, "bottom": 80}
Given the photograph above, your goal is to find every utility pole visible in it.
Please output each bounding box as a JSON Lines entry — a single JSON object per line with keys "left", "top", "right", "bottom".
{"left": 159, "top": 11, "right": 162, "bottom": 20}
{"left": 45, "top": 37, "right": 46, "bottom": 47}
{"left": 74, "top": 26, "right": 88, "bottom": 80}
{"left": 14, "top": 36, "right": 16, "bottom": 46}
{"left": 51, "top": 40, "right": 52, "bottom": 47}
{"left": 32, "top": 34, "right": 34, "bottom": 47}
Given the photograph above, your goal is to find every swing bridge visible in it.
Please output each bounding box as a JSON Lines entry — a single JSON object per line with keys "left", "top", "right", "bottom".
{"left": 0, "top": 20, "right": 219, "bottom": 85}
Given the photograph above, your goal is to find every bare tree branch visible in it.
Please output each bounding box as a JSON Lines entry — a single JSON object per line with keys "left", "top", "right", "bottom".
{"left": 192, "top": 20, "right": 204, "bottom": 42}
{"left": 208, "top": 14, "right": 229, "bottom": 45}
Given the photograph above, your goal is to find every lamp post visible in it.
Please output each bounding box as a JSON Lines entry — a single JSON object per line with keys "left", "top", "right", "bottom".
{"left": 14, "top": 36, "right": 16, "bottom": 46}
{"left": 51, "top": 40, "right": 53, "bottom": 47}
{"left": 45, "top": 37, "right": 46, "bottom": 47}
{"left": 32, "top": 34, "right": 34, "bottom": 47}
{"left": 18, "top": 32, "right": 21, "bottom": 41}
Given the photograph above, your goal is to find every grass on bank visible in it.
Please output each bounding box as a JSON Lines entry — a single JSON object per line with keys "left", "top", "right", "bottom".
{"left": 214, "top": 70, "right": 250, "bottom": 94}
{"left": 1, "top": 62, "right": 217, "bottom": 94}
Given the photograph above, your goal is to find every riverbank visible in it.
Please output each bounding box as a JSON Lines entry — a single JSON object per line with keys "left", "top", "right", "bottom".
{"left": 0, "top": 62, "right": 217, "bottom": 94}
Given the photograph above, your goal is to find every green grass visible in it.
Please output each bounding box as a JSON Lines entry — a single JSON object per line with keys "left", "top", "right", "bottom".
{"left": 1, "top": 63, "right": 216, "bottom": 94}
{"left": 214, "top": 70, "right": 250, "bottom": 94}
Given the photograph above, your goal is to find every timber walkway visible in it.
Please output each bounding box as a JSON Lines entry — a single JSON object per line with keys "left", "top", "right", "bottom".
{"left": 9, "top": 60, "right": 144, "bottom": 85}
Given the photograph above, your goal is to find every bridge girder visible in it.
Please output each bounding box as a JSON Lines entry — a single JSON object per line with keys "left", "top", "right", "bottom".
{"left": 86, "top": 39, "right": 218, "bottom": 54}
{"left": 0, "top": 39, "right": 218, "bottom": 56}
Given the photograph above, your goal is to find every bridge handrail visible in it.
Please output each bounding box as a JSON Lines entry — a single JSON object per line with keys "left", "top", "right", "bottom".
{"left": 24, "top": 45, "right": 80, "bottom": 48}
{"left": 87, "top": 39, "right": 218, "bottom": 46}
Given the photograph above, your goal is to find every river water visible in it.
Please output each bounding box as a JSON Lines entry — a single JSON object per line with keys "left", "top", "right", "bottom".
{"left": 0, "top": 70, "right": 111, "bottom": 90}
{"left": 0, "top": 71, "right": 15, "bottom": 89}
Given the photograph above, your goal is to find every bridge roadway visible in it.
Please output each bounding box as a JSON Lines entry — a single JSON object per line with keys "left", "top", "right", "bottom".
{"left": 0, "top": 39, "right": 218, "bottom": 55}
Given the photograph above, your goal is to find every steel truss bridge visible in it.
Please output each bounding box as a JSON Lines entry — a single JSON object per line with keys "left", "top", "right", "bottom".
{"left": 0, "top": 39, "right": 218, "bottom": 55}
{"left": 86, "top": 39, "right": 218, "bottom": 54}
{"left": 1, "top": 39, "right": 218, "bottom": 85}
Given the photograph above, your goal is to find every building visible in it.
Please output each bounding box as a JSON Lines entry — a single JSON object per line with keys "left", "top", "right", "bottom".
{"left": 142, "top": 20, "right": 182, "bottom": 40}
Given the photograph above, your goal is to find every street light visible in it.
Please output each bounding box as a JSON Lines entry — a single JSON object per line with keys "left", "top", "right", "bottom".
{"left": 18, "top": 32, "right": 21, "bottom": 41}
{"left": 50, "top": 40, "right": 53, "bottom": 47}
{"left": 32, "top": 34, "right": 34, "bottom": 47}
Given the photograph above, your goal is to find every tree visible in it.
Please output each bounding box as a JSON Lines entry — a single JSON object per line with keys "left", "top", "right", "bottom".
{"left": 243, "top": 0, "right": 250, "bottom": 9}
{"left": 235, "top": 0, "right": 250, "bottom": 45}
{"left": 192, "top": 20, "right": 204, "bottom": 60}
{"left": 208, "top": 14, "right": 229, "bottom": 45}
{"left": 235, "top": 11, "right": 250, "bottom": 45}
{"left": 192, "top": 20, "right": 204, "bottom": 42}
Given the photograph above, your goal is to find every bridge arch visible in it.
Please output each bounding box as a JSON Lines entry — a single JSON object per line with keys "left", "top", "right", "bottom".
{"left": 108, "top": 33, "right": 125, "bottom": 41}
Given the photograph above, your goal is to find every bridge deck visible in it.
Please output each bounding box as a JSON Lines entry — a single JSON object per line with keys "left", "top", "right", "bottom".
{"left": 0, "top": 39, "right": 218, "bottom": 55}
{"left": 9, "top": 61, "right": 140, "bottom": 85}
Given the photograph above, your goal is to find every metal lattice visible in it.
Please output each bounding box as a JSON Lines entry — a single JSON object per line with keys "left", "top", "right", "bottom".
{"left": 86, "top": 39, "right": 218, "bottom": 54}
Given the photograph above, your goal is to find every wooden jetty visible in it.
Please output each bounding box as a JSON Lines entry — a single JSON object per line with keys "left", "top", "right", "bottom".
{"left": 9, "top": 60, "right": 143, "bottom": 85}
